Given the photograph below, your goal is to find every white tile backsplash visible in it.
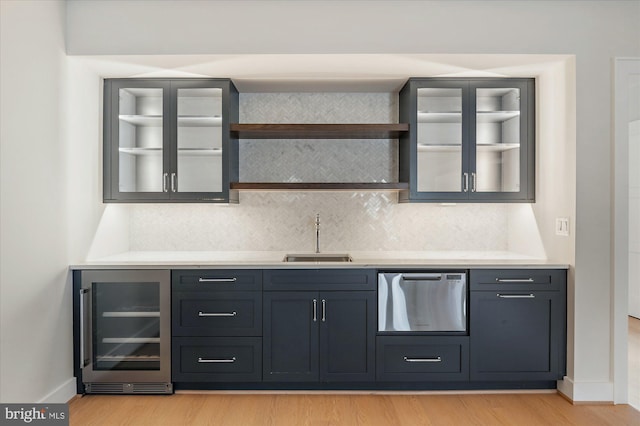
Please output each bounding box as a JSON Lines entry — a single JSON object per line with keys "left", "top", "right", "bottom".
{"left": 129, "top": 195, "right": 508, "bottom": 252}
{"left": 129, "top": 93, "right": 509, "bottom": 254}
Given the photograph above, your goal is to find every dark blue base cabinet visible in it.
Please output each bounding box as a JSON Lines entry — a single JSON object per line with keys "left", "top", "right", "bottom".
{"left": 169, "top": 268, "right": 566, "bottom": 391}
{"left": 469, "top": 269, "right": 567, "bottom": 382}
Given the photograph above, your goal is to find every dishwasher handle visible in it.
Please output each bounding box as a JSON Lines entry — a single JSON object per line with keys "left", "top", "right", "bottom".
{"left": 401, "top": 273, "right": 443, "bottom": 281}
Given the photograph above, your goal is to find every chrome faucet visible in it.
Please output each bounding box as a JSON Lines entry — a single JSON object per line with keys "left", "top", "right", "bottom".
{"left": 315, "top": 213, "right": 320, "bottom": 254}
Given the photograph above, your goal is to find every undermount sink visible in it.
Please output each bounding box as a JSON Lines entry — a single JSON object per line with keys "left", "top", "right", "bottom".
{"left": 283, "top": 253, "right": 353, "bottom": 262}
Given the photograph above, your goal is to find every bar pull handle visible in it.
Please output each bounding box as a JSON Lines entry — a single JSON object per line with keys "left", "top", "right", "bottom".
{"left": 404, "top": 356, "right": 442, "bottom": 363}
{"left": 79, "top": 288, "right": 89, "bottom": 370}
{"left": 471, "top": 172, "right": 477, "bottom": 192}
{"left": 163, "top": 173, "right": 169, "bottom": 192}
{"left": 313, "top": 299, "right": 317, "bottom": 322}
{"left": 171, "top": 173, "right": 177, "bottom": 192}
{"left": 198, "top": 277, "right": 237, "bottom": 283}
{"left": 198, "top": 311, "right": 237, "bottom": 317}
{"left": 463, "top": 173, "right": 469, "bottom": 192}
{"left": 401, "top": 273, "right": 443, "bottom": 281}
{"left": 321, "top": 299, "right": 326, "bottom": 322}
{"left": 495, "top": 278, "right": 535, "bottom": 283}
{"left": 497, "top": 293, "right": 536, "bottom": 299}
{"left": 198, "top": 357, "right": 236, "bottom": 363}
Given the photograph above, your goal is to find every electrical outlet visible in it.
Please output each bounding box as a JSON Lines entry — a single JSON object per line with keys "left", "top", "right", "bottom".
{"left": 555, "top": 218, "right": 570, "bottom": 236}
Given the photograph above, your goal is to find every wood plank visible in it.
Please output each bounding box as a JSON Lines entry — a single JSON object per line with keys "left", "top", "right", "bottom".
{"left": 230, "top": 123, "right": 409, "bottom": 139}
{"left": 230, "top": 182, "right": 409, "bottom": 191}
{"left": 68, "top": 392, "right": 640, "bottom": 426}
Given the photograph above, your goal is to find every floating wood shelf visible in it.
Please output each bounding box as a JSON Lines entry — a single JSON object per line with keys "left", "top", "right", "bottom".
{"left": 230, "top": 123, "right": 409, "bottom": 139}
{"left": 230, "top": 182, "right": 409, "bottom": 191}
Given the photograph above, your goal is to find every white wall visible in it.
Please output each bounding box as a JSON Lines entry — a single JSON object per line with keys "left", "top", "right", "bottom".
{"left": 0, "top": 0, "right": 75, "bottom": 403}
{"left": 64, "top": 0, "right": 640, "bottom": 402}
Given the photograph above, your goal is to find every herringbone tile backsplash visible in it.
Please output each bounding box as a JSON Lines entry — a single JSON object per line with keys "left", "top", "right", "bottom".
{"left": 239, "top": 93, "right": 397, "bottom": 183}
{"left": 130, "top": 93, "right": 509, "bottom": 253}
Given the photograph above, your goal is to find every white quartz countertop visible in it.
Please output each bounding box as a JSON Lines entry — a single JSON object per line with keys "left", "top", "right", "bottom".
{"left": 70, "top": 251, "right": 569, "bottom": 269}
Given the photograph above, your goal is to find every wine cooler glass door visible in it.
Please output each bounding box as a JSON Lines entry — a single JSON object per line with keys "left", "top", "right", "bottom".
{"left": 80, "top": 270, "right": 170, "bottom": 384}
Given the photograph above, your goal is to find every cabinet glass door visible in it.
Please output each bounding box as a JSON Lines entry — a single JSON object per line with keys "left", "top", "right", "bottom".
{"left": 474, "top": 87, "right": 521, "bottom": 193}
{"left": 175, "top": 87, "right": 223, "bottom": 193}
{"left": 92, "top": 282, "right": 161, "bottom": 371}
{"left": 118, "top": 87, "right": 166, "bottom": 193}
{"left": 416, "top": 88, "right": 464, "bottom": 193}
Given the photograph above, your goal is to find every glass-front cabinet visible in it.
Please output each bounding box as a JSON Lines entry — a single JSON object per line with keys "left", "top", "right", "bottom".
{"left": 399, "top": 78, "right": 534, "bottom": 202}
{"left": 103, "top": 79, "right": 238, "bottom": 202}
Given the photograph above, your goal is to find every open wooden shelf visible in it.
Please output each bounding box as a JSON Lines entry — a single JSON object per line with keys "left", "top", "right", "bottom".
{"left": 230, "top": 182, "right": 409, "bottom": 191}
{"left": 230, "top": 123, "right": 409, "bottom": 139}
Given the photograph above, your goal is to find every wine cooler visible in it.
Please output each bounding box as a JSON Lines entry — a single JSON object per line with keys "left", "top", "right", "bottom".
{"left": 74, "top": 270, "right": 172, "bottom": 394}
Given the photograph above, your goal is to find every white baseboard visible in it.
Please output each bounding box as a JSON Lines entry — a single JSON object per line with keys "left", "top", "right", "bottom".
{"left": 557, "top": 376, "right": 614, "bottom": 403}
{"left": 38, "top": 378, "right": 77, "bottom": 404}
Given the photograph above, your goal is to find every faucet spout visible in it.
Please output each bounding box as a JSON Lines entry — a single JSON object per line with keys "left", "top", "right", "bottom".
{"left": 315, "top": 213, "right": 320, "bottom": 254}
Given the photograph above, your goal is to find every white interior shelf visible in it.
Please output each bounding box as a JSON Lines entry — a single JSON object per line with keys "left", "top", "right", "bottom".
{"left": 475, "top": 143, "right": 520, "bottom": 151}
{"left": 119, "top": 147, "right": 221, "bottom": 156}
{"left": 119, "top": 115, "right": 222, "bottom": 127}
{"left": 417, "top": 112, "right": 462, "bottom": 123}
{"left": 178, "top": 115, "right": 222, "bottom": 127}
{"left": 418, "top": 143, "right": 519, "bottom": 152}
{"left": 418, "top": 111, "right": 519, "bottom": 124}
{"left": 476, "top": 111, "right": 520, "bottom": 122}
{"left": 119, "top": 115, "right": 162, "bottom": 126}
{"left": 177, "top": 148, "right": 222, "bottom": 156}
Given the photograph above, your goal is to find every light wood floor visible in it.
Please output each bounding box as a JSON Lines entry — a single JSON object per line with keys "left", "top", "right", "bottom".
{"left": 69, "top": 392, "right": 640, "bottom": 426}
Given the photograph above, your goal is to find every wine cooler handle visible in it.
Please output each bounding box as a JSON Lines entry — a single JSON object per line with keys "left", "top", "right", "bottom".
{"left": 79, "top": 288, "right": 89, "bottom": 369}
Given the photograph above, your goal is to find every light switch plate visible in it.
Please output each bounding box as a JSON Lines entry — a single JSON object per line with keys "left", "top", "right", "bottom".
{"left": 555, "top": 217, "right": 570, "bottom": 236}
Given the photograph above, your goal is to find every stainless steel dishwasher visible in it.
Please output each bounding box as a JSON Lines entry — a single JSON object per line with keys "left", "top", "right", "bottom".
{"left": 378, "top": 272, "right": 467, "bottom": 332}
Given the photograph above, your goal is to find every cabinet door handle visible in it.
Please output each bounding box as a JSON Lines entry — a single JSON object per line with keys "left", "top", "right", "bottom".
{"left": 198, "top": 311, "right": 237, "bottom": 317}
{"left": 497, "top": 293, "right": 535, "bottom": 299}
{"left": 463, "top": 173, "right": 469, "bottom": 192}
{"left": 403, "top": 356, "right": 442, "bottom": 363}
{"left": 321, "top": 299, "right": 326, "bottom": 322}
{"left": 313, "top": 299, "right": 317, "bottom": 322}
{"left": 163, "top": 173, "right": 169, "bottom": 192}
{"left": 171, "top": 173, "right": 177, "bottom": 192}
{"left": 495, "top": 278, "right": 535, "bottom": 283}
{"left": 198, "top": 277, "right": 237, "bottom": 283}
{"left": 471, "top": 172, "right": 477, "bottom": 192}
{"left": 198, "top": 357, "right": 236, "bottom": 363}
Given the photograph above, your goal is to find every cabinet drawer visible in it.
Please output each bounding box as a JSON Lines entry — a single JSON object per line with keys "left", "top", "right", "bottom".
{"left": 376, "top": 336, "right": 469, "bottom": 381}
{"left": 172, "top": 270, "right": 262, "bottom": 291}
{"left": 172, "top": 337, "right": 261, "bottom": 382}
{"left": 264, "top": 269, "right": 376, "bottom": 291}
{"left": 173, "top": 291, "right": 261, "bottom": 336}
{"left": 470, "top": 269, "right": 565, "bottom": 291}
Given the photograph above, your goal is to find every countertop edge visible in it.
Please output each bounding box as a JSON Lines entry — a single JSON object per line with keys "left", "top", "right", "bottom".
{"left": 69, "top": 251, "right": 570, "bottom": 270}
{"left": 69, "top": 262, "right": 570, "bottom": 270}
